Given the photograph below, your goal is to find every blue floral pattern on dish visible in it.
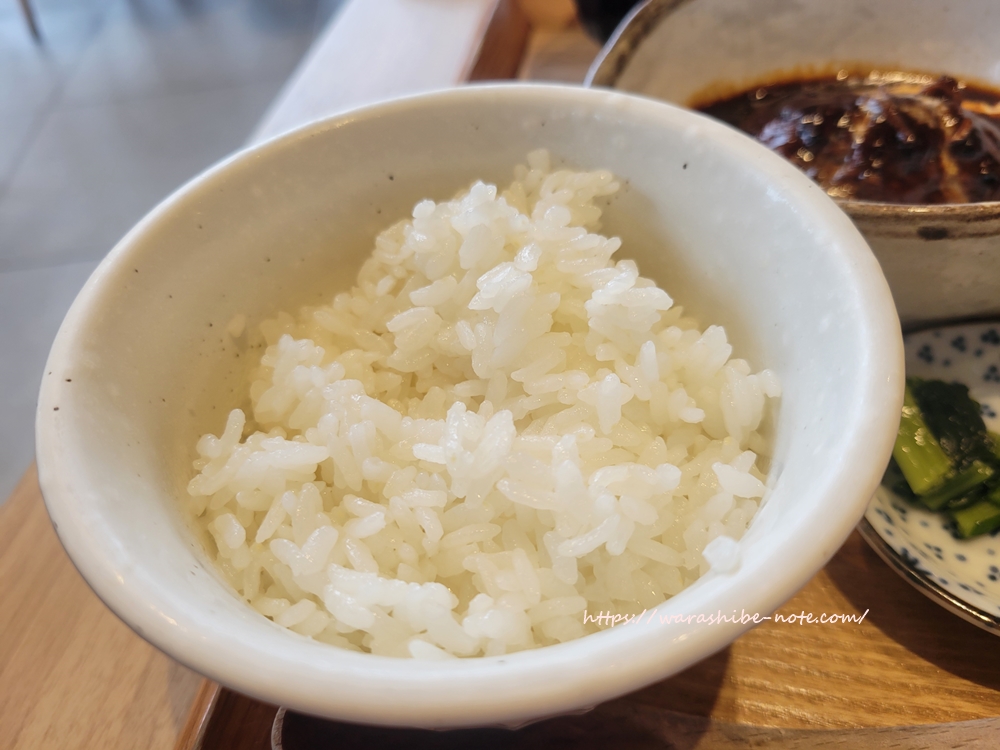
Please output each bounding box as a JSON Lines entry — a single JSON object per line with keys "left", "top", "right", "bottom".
{"left": 865, "top": 322, "right": 1000, "bottom": 620}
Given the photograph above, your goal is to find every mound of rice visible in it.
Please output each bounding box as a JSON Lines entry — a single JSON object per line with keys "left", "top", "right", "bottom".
{"left": 187, "top": 150, "right": 780, "bottom": 659}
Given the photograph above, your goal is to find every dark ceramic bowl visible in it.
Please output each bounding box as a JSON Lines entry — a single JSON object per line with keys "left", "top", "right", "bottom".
{"left": 587, "top": 0, "right": 1000, "bottom": 328}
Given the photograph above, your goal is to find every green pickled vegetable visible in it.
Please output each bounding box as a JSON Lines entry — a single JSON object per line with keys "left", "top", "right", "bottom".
{"left": 892, "top": 383, "right": 953, "bottom": 495}
{"left": 882, "top": 457, "right": 916, "bottom": 501}
{"left": 919, "top": 460, "right": 994, "bottom": 510}
{"left": 910, "top": 379, "right": 995, "bottom": 469}
{"left": 987, "top": 484, "right": 1000, "bottom": 508}
{"left": 946, "top": 491, "right": 982, "bottom": 510}
{"left": 884, "top": 377, "right": 1000, "bottom": 541}
{"left": 952, "top": 500, "right": 1000, "bottom": 538}
{"left": 990, "top": 431, "right": 1000, "bottom": 461}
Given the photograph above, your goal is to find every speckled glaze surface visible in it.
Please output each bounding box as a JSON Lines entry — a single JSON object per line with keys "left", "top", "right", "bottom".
{"left": 587, "top": 0, "right": 1000, "bottom": 327}
{"left": 863, "top": 322, "right": 1000, "bottom": 634}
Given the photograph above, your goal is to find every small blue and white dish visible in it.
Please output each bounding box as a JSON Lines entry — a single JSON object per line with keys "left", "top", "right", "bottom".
{"left": 861, "top": 321, "right": 1000, "bottom": 635}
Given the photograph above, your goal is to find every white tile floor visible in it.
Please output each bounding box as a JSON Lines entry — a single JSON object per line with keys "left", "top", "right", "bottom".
{"left": 0, "top": 260, "right": 98, "bottom": 495}
{"left": 0, "top": 0, "right": 341, "bottom": 502}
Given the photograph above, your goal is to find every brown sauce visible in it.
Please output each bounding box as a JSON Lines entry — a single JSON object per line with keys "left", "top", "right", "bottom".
{"left": 699, "top": 72, "right": 1000, "bottom": 204}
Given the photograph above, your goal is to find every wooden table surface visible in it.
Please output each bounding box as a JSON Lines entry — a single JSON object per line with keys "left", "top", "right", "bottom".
{"left": 4, "top": 1, "right": 1000, "bottom": 748}
{"left": 0, "top": 469, "right": 202, "bottom": 749}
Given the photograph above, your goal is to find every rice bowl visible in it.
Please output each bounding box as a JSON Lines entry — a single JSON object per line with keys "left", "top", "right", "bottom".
{"left": 36, "top": 84, "right": 903, "bottom": 727}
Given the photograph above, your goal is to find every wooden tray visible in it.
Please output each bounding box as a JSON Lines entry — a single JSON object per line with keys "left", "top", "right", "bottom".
{"left": 177, "top": 527, "right": 1000, "bottom": 749}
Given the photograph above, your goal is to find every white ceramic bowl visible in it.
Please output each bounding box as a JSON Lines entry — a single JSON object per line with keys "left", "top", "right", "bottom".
{"left": 36, "top": 84, "right": 903, "bottom": 728}
{"left": 588, "top": 0, "right": 1000, "bottom": 328}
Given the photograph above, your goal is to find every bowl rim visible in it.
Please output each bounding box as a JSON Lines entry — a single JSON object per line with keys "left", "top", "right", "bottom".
{"left": 586, "top": 0, "right": 1000, "bottom": 231}
{"left": 35, "top": 82, "right": 904, "bottom": 728}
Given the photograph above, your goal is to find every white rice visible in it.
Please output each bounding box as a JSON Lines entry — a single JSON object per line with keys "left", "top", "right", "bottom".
{"left": 186, "top": 150, "right": 780, "bottom": 658}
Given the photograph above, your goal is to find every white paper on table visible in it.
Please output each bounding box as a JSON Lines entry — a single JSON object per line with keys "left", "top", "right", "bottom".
{"left": 250, "top": 0, "right": 500, "bottom": 145}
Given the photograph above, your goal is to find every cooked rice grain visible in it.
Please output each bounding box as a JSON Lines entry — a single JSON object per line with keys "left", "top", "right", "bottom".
{"left": 187, "top": 150, "right": 779, "bottom": 657}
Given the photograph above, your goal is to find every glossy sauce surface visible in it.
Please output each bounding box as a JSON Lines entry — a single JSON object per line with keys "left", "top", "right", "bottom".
{"left": 700, "top": 73, "right": 1000, "bottom": 204}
